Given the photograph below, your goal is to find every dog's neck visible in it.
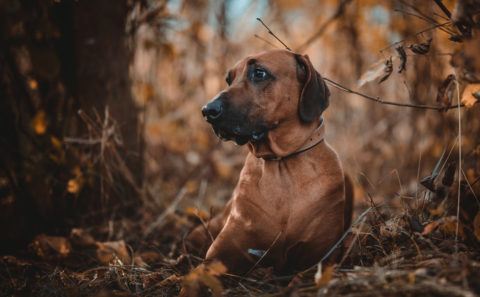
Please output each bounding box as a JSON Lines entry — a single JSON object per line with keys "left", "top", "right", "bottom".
{"left": 248, "top": 117, "right": 325, "bottom": 161}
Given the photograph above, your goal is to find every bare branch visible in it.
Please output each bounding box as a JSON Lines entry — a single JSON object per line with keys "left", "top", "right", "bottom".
{"left": 323, "top": 77, "right": 469, "bottom": 111}
{"left": 256, "top": 18, "right": 291, "bottom": 51}
{"left": 433, "top": 0, "right": 452, "bottom": 18}
{"left": 254, "top": 34, "right": 279, "bottom": 49}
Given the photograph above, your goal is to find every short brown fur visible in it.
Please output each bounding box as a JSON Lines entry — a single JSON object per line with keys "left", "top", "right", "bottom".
{"left": 189, "top": 49, "right": 353, "bottom": 274}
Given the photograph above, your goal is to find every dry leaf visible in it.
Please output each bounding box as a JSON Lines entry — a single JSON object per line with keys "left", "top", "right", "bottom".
{"left": 422, "top": 221, "right": 438, "bottom": 236}
{"left": 378, "top": 57, "right": 393, "bottom": 84}
{"left": 185, "top": 207, "right": 210, "bottom": 221}
{"left": 436, "top": 74, "right": 456, "bottom": 108}
{"left": 32, "top": 110, "right": 48, "bottom": 135}
{"left": 70, "top": 228, "right": 96, "bottom": 247}
{"left": 395, "top": 46, "right": 407, "bottom": 73}
{"left": 315, "top": 263, "right": 335, "bottom": 286}
{"left": 28, "top": 78, "right": 38, "bottom": 90}
{"left": 461, "top": 83, "right": 480, "bottom": 108}
{"left": 67, "top": 178, "right": 82, "bottom": 194}
{"left": 182, "top": 261, "right": 226, "bottom": 297}
{"left": 31, "top": 234, "right": 71, "bottom": 258}
{"left": 423, "top": 216, "right": 464, "bottom": 239}
{"left": 96, "top": 240, "right": 131, "bottom": 265}
{"left": 408, "top": 38, "right": 432, "bottom": 55}
{"left": 358, "top": 57, "right": 397, "bottom": 87}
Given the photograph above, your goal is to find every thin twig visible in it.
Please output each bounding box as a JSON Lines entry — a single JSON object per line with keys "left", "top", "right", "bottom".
{"left": 433, "top": 0, "right": 452, "bottom": 18}
{"left": 394, "top": 9, "right": 454, "bottom": 35}
{"left": 379, "top": 21, "right": 451, "bottom": 52}
{"left": 256, "top": 19, "right": 472, "bottom": 111}
{"left": 144, "top": 187, "right": 187, "bottom": 237}
{"left": 256, "top": 18, "right": 291, "bottom": 51}
{"left": 324, "top": 77, "right": 468, "bottom": 110}
{"left": 454, "top": 71, "right": 462, "bottom": 262}
{"left": 301, "top": 206, "right": 373, "bottom": 274}
{"left": 254, "top": 34, "right": 279, "bottom": 49}
{"left": 245, "top": 231, "right": 282, "bottom": 276}
{"left": 461, "top": 169, "right": 480, "bottom": 207}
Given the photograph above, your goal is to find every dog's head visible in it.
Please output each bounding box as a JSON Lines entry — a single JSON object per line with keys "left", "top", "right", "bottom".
{"left": 202, "top": 49, "right": 330, "bottom": 158}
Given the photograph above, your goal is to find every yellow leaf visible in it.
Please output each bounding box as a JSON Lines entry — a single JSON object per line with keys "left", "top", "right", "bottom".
{"left": 461, "top": 83, "right": 480, "bottom": 108}
{"left": 315, "top": 263, "right": 336, "bottom": 286}
{"left": 32, "top": 110, "right": 48, "bottom": 135}
{"left": 207, "top": 261, "right": 227, "bottom": 276}
{"left": 185, "top": 207, "right": 210, "bottom": 221}
{"left": 50, "top": 136, "right": 62, "bottom": 150}
{"left": 422, "top": 220, "right": 439, "bottom": 235}
{"left": 67, "top": 178, "right": 81, "bottom": 194}
{"left": 29, "top": 78, "right": 38, "bottom": 90}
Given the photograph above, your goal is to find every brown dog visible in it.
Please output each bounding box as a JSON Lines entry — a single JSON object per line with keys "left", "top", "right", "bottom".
{"left": 190, "top": 49, "right": 353, "bottom": 274}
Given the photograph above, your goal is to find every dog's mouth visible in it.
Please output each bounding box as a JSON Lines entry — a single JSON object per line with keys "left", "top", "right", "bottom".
{"left": 211, "top": 123, "right": 268, "bottom": 146}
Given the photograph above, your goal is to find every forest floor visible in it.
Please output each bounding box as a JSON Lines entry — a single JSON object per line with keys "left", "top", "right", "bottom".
{"left": 1, "top": 178, "right": 480, "bottom": 297}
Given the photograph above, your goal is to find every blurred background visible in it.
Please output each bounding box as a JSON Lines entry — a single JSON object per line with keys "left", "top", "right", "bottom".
{"left": 1, "top": 0, "right": 479, "bottom": 253}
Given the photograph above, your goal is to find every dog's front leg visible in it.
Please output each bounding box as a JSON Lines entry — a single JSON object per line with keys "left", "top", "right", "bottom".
{"left": 188, "top": 200, "right": 232, "bottom": 255}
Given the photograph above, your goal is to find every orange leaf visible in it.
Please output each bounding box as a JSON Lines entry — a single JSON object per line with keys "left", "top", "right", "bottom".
{"left": 315, "top": 263, "right": 336, "bottom": 286}
{"left": 422, "top": 221, "right": 439, "bottom": 235}
{"left": 31, "top": 110, "right": 48, "bottom": 135}
{"left": 461, "top": 83, "right": 480, "bottom": 108}
{"left": 185, "top": 207, "right": 210, "bottom": 221}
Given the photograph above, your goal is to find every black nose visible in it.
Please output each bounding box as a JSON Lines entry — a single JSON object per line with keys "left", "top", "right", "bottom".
{"left": 202, "top": 99, "right": 223, "bottom": 121}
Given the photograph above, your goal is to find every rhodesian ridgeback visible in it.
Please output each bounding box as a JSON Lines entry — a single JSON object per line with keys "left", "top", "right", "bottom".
{"left": 190, "top": 49, "right": 353, "bottom": 274}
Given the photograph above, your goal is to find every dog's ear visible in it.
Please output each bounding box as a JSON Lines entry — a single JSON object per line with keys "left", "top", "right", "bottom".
{"left": 295, "top": 54, "right": 330, "bottom": 122}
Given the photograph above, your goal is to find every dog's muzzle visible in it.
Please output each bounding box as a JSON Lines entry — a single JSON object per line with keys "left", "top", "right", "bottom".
{"left": 202, "top": 97, "right": 268, "bottom": 145}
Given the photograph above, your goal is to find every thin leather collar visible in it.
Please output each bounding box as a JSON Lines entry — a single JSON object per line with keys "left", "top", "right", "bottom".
{"left": 262, "top": 117, "right": 325, "bottom": 161}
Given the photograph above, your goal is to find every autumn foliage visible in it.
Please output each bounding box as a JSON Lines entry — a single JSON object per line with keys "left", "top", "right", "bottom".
{"left": 0, "top": 0, "right": 480, "bottom": 296}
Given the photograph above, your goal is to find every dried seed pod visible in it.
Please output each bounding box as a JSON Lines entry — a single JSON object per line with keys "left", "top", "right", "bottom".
{"left": 408, "top": 38, "right": 433, "bottom": 55}
{"left": 395, "top": 46, "right": 407, "bottom": 73}
{"left": 436, "top": 74, "right": 456, "bottom": 107}
{"left": 378, "top": 57, "right": 393, "bottom": 84}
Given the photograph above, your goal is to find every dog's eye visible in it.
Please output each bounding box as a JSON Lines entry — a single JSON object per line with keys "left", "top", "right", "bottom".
{"left": 252, "top": 68, "right": 268, "bottom": 82}
{"left": 226, "top": 74, "right": 232, "bottom": 85}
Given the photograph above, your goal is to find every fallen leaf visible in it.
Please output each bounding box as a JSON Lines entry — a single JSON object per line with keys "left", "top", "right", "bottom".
{"left": 70, "top": 228, "right": 97, "bottom": 247}
{"left": 182, "top": 261, "right": 226, "bottom": 297}
{"left": 159, "top": 274, "right": 182, "bottom": 286}
{"left": 423, "top": 216, "right": 464, "bottom": 239}
{"left": 315, "top": 263, "right": 336, "bottom": 286}
{"left": 31, "top": 234, "right": 71, "bottom": 258}
{"left": 422, "top": 221, "right": 440, "bottom": 235}
{"left": 461, "top": 83, "right": 480, "bottom": 108}
{"left": 96, "top": 240, "right": 131, "bottom": 265}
